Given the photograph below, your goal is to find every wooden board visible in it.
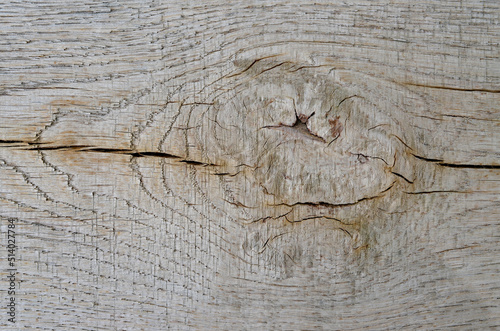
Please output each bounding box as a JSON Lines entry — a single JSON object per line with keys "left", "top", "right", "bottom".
{"left": 1, "top": 1, "right": 499, "bottom": 329}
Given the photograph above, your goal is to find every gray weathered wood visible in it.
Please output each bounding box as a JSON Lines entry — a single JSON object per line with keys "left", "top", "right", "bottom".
{"left": 1, "top": 1, "right": 499, "bottom": 329}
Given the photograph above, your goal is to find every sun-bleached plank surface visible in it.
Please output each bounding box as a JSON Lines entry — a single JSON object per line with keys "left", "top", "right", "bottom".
{"left": 1, "top": 1, "right": 499, "bottom": 329}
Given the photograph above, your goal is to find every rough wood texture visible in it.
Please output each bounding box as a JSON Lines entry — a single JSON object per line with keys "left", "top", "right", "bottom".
{"left": 1, "top": 1, "right": 499, "bottom": 329}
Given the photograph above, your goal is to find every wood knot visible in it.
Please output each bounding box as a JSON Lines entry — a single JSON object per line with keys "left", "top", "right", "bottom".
{"left": 199, "top": 61, "right": 397, "bottom": 212}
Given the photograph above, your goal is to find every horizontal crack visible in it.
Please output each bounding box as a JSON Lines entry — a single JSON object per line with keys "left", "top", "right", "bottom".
{"left": 269, "top": 194, "right": 385, "bottom": 209}
{"left": 405, "top": 83, "right": 500, "bottom": 94}
{"left": 290, "top": 215, "right": 350, "bottom": 226}
{"left": 24, "top": 145, "right": 94, "bottom": 151}
{"left": 227, "top": 55, "right": 285, "bottom": 78}
{"left": 5, "top": 144, "right": 219, "bottom": 166}
{"left": 282, "top": 215, "right": 355, "bottom": 239}
{"left": 411, "top": 153, "right": 499, "bottom": 169}
{"left": 411, "top": 153, "right": 443, "bottom": 162}
{"left": 249, "top": 210, "right": 293, "bottom": 224}
{"left": 262, "top": 123, "right": 326, "bottom": 143}
{"left": 391, "top": 171, "right": 414, "bottom": 184}
{"left": 404, "top": 190, "right": 470, "bottom": 195}
{"left": 351, "top": 152, "right": 389, "bottom": 165}
{"left": 438, "top": 163, "right": 500, "bottom": 169}
{"left": 266, "top": 180, "right": 396, "bottom": 210}
{"left": 435, "top": 245, "right": 480, "bottom": 254}
{"left": 180, "top": 159, "right": 218, "bottom": 166}
{"left": 0, "top": 139, "right": 30, "bottom": 144}
{"left": 131, "top": 151, "right": 180, "bottom": 158}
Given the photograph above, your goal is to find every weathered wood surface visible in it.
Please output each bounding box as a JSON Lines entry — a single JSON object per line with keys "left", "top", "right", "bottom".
{"left": 1, "top": 1, "right": 499, "bottom": 329}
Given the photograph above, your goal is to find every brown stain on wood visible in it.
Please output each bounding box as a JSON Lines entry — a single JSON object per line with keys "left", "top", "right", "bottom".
{"left": 329, "top": 116, "right": 343, "bottom": 138}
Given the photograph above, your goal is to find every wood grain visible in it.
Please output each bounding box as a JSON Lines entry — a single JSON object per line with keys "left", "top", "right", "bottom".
{"left": 1, "top": 1, "right": 499, "bottom": 329}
